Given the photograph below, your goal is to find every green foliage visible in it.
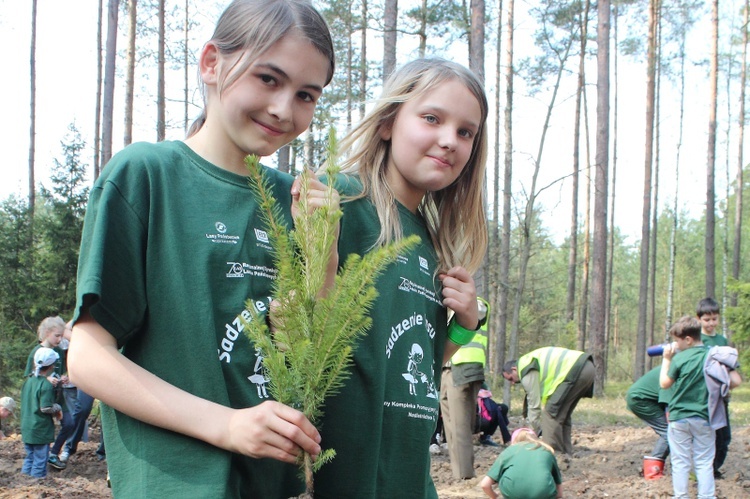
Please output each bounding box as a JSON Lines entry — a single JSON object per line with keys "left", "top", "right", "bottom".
{"left": 0, "top": 123, "right": 88, "bottom": 397}
{"left": 241, "top": 132, "right": 419, "bottom": 486}
{"left": 725, "top": 280, "right": 750, "bottom": 369}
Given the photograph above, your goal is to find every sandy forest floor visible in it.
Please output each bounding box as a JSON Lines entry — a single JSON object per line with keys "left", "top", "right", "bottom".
{"left": 1, "top": 423, "right": 749, "bottom": 498}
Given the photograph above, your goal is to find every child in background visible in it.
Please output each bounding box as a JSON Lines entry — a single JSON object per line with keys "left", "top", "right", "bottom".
{"left": 625, "top": 365, "right": 672, "bottom": 479}
{"left": 0, "top": 397, "right": 16, "bottom": 440}
{"left": 67, "top": 1, "right": 336, "bottom": 497}
{"left": 478, "top": 387, "right": 511, "bottom": 446}
{"left": 23, "top": 316, "right": 66, "bottom": 377}
{"left": 315, "top": 58, "right": 488, "bottom": 498}
{"left": 696, "top": 296, "right": 731, "bottom": 478}
{"left": 660, "top": 315, "right": 741, "bottom": 499}
{"left": 21, "top": 348, "right": 62, "bottom": 479}
{"left": 480, "top": 427, "right": 563, "bottom": 499}
{"left": 23, "top": 316, "right": 75, "bottom": 470}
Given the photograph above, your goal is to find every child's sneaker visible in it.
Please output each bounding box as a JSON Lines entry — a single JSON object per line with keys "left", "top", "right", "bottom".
{"left": 59, "top": 450, "right": 69, "bottom": 463}
{"left": 48, "top": 455, "right": 66, "bottom": 470}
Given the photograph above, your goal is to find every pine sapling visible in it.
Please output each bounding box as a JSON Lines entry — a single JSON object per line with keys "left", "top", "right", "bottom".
{"left": 242, "top": 132, "right": 419, "bottom": 494}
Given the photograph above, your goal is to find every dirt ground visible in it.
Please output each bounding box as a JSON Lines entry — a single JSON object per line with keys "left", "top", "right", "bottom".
{"left": 1, "top": 423, "right": 749, "bottom": 498}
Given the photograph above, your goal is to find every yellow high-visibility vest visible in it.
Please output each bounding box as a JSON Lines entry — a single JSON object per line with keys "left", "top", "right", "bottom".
{"left": 518, "top": 347, "right": 585, "bottom": 405}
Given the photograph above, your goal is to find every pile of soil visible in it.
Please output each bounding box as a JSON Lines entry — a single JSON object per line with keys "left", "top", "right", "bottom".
{"left": 1, "top": 424, "right": 749, "bottom": 498}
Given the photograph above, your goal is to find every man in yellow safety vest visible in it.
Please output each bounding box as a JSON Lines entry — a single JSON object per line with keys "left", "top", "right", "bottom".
{"left": 502, "top": 346, "right": 594, "bottom": 454}
{"left": 440, "top": 297, "right": 490, "bottom": 479}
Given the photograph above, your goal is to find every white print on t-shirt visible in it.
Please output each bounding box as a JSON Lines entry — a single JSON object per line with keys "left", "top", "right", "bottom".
{"left": 385, "top": 313, "right": 436, "bottom": 358}
{"left": 226, "top": 262, "right": 278, "bottom": 279}
{"left": 218, "top": 299, "right": 269, "bottom": 364}
{"left": 401, "top": 343, "right": 440, "bottom": 399}
{"left": 248, "top": 347, "right": 270, "bottom": 398}
{"left": 398, "top": 277, "right": 442, "bottom": 305}
{"left": 402, "top": 343, "right": 426, "bottom": 395}
{"left": 205, "top": 221, "right": 241, "bottom": 245}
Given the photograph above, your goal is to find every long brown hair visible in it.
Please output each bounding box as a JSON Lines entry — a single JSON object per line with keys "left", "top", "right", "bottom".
{"left": 336, "top": 58, "right": 488, "bottom": 274}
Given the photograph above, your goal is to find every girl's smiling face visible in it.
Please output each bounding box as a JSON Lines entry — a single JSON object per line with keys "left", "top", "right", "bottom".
{"left": 380, "top": 78, "right": 481, "bottom": 212}
{"left": 197, "top": 32, "right": 330, "bottom": 172}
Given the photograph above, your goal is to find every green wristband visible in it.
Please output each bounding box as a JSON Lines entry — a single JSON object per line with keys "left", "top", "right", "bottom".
{"left": 447, "top": 320, "right": 477, "bottom": 346}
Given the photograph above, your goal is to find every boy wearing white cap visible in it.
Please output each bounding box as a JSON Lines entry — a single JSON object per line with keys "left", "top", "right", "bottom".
{"left": 21, "top": 347, "right": 62, "bottom": 478}
{"left": 0, "top": 396, "right": 15, "bottom": 439}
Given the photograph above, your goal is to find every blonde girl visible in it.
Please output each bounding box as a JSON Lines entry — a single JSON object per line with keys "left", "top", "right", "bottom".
{"left": 481, "top": 428, "right": 563, "bottom": 499}
{"left": 24, "top": 316, "right": 66, "bottom": 378}
{"left": 68, "top": 1, "right": 335, "bottom": 497}
{"left": 314, "top": 58, "right": 488, "bottom": 498}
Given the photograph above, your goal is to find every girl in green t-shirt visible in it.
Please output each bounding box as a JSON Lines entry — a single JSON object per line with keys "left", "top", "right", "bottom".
{"left": 481, "top": 428, "right": 563, "bottom": 499}
{"left": 67, "top": 2, "right": 338, "bottom": 497}
{"left": 314, "top": 58, "right": 489, "bottom": 498}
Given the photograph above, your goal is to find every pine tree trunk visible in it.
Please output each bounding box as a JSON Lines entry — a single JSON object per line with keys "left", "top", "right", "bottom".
{"left": 94, "top": 0, "right": 104, "bottom": 180}
{"left": 648, "top": 12, "right": 662, "bottom": 371}
{"left": 489, "top": 0, "right": 503, "bottom": 377}
{"left": 157, "top": 0, "right": 166, "bottom": 141}
{"left": 360, "top": 0, "right": 368, "bottom": 121}
{"left": 705, "top": 0, "right": 719, "bottom": 298}
{"left": 383, "top": 0, "right": 398, "bottom": 80}
{"left": 101, "top": 0, "right": 120, "bottom": 168}
{"left": 591, "top": 0, "right": 611, "bottom": 396}
{"left": 635, "top": 0, "right": 659, "bottom": 380}
{"left": 605, "top": 2, "right": 620, "bottom": 384}
{"left": 124, "top": 0, "right": 137, "bottom": 146}
{"left": 733, "top": 0, "right": 748, "bottom": 309}
{"left": 29, "top": 0, "right": 37, "bottom": 214}
{"left": 501, "top": 0, "right": 514, "bottom": 406}
{"left": 470, "top": 0, "right": 485, "bottom": 83}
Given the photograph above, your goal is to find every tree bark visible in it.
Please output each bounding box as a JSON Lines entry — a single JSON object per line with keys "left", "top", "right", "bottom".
{"left": 94, "top": 0, "right": 104, "bottom": 180}
{"left": 470, "top": 0, "right": 485, "bottom": 83}
{"left": 101, "top": 0, "right": 120, "bottom": 168}
{"left": 184, "top": 0, "right": 189, "bottom": 133}
{"left": 733, "top": 0, "right": 748, "bottom": 308}
{"left": 383, "top": 0, "right": 398, "bottom": 80}
{"left": 29, "top": 0, "right": 38, "bottom": 213}
{"left": 591, "top": 0, "right": 610, "bottom": 396}
{"left": 705, "top": 0, "right": 719, "bottom": 298}
{"left": 635, "top": 0, "right": 659, "bottom": 380}
{"left": 157, "top": 0, "right": 166, "bottom": 141}
{"left": 489, "top": 0, "right": 503, "bottom": 377}
{"left": 501, "top": 0, "right": 514, "bottom": 406}
{"left": 124, "top": 0, "right": 137, "bottom": 146}
{"left": 360, "top": 0, "right": 368, "bottom": 121}
{"left": 648, "top": 13, "right": 662, "bottom": 370}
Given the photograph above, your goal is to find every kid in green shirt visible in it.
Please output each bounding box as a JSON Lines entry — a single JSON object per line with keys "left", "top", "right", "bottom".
{"left": 21, "top": 348, "right": 62, "bottom": 478}
{"left": 480, "top": 427, "right": 563, "bottom": 499}
{"left": 696, "top": 296, "right": 730, "bottom": 478}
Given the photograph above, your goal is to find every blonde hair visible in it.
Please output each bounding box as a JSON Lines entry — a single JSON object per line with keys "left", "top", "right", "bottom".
{"left": 336, "top": 58, "right": 488, "bottom": 273}
{"left": 188, "top": 0, "right": 335, "bottom": 137}
{"left": 37, "top": 316, "right": 66, "bottom": 342}
{"left": 513, "top": 429, "right": 555, "bottom": 454}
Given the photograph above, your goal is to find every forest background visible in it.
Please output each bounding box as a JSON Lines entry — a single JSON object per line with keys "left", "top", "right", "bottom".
{"left": 1, "top": 0, "right": 750, "bottom": 407}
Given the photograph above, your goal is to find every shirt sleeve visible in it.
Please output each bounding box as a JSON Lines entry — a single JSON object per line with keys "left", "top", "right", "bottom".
{"left": 522, "top": 370, "right": 542, "bottom": 431}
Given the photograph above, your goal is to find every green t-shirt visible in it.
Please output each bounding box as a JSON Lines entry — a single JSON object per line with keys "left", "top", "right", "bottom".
{"left": 313, "top": 175, "right": 447, "bottom": 499}
{"left": 702, "top": 332, "right": 728, "bottom": 347}
{"left": 667, "top": 346, "right": 709, "bottom": 421}
{"left": 486, "top": 442, "right": 562, "bottom": 499}
{"left": 20, "top": 375, "right": 57, "bottom": 445}
{"left": 75, "top": 141, "right": 303, "bottom": 498}
{"left": 626, "top": 366, "right": 672, "bottom": 420}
